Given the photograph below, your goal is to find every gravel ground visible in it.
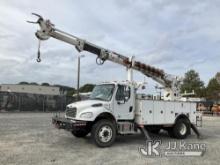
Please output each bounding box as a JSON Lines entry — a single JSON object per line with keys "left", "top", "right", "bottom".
{"left": 0, "top": 112, "right": 219, "bottom": 165}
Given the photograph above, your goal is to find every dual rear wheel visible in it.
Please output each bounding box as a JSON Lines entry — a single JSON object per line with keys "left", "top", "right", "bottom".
{"left": 145, "top": 118, "right": 191, "bottom": 139}
{"left": 168, "top": 118, "right": 191, "bottom": 139}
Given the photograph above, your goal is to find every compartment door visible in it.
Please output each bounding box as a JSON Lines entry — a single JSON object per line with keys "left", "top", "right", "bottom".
{"left": 164, "top": 102, "right": 175, "bottom": 124}
{"left": 142, "top": 100, "right": 154, "bottom": 124}
{"left": 153, "top": 101, "right": 165, "bottom": 124}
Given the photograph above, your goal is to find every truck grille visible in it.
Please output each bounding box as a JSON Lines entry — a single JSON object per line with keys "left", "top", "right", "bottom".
{"left": 66, "top": 107, "right": 77, "bottom": 118}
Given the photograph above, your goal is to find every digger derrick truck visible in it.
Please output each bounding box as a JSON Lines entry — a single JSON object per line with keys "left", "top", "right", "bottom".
{"left": 29, "top": 13, "right": 202, "bottom": 147}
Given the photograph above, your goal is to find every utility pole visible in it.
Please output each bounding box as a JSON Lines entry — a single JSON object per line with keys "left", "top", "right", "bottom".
{"left": 77, "top": 54, "right": 85, "bottom": 101}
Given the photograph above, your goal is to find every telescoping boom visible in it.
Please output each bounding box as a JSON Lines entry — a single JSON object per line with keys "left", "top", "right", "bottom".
{"left": 28, "top": 13, "right": 182, "bottom": 100}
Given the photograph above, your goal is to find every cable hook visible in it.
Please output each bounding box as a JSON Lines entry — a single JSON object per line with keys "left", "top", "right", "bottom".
{"left": 96, "top": 57, "right": 105, "bottom": 65}
{"left": 37, "top": 39, "right": 41, "bottom": 62}
{"left": 27, "top": 13, "right": 43, "bottom": 24}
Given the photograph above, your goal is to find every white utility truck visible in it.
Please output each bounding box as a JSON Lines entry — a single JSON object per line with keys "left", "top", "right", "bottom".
{"left": 29, "top": 13, "right": 202, "bottom": 147}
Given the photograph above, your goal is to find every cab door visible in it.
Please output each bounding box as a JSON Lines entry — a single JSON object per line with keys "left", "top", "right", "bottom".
{"left": 113, "top": 84, "right": 134, "bottom": 120}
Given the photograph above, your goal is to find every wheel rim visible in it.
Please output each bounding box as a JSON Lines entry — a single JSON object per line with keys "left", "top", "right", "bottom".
{"left": 98, "top": 125, "right": 112, "bottom": 143}
{"left": 179, "top": 123, "right": 187, "bottom": 135}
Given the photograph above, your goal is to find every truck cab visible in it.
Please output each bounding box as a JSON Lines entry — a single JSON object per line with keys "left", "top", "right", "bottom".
{"left": 53, "top": 82, "right": 140, "bottom": 147}
{"left": 65, "top": 82, "right": 135, "bottom": 122}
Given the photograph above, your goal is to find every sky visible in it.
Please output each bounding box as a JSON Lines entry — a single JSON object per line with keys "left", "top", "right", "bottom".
{"left": 0, "top": 0, "right": 220, "bottom": 93}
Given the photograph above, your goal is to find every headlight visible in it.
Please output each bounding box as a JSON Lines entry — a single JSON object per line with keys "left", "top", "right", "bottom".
{"left": 80, "top": 112, "right": 93, "bottom": 118}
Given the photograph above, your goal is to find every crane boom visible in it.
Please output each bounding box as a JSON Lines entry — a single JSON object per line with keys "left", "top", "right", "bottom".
{"left": 28, "top": 13, "right": 182, "bottom": 100}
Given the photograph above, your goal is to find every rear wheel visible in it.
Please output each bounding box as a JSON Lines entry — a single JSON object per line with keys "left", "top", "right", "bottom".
{"left": 91, "top": 119, "right": 116, "bottom": 147}
{"left": 71, "top": 129, "right": 89, "bottom": 138}
{"left": 173, "top": 118, "right": 190, "bottom": 139}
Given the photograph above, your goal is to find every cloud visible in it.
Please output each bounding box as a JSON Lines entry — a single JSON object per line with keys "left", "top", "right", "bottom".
{"left": 0, "top": 0, "right": 220, "bottom": 92}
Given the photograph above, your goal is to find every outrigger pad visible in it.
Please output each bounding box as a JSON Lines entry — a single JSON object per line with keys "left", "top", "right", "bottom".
{"left": 191, "top": 124, "right": 203, "bottom": 139}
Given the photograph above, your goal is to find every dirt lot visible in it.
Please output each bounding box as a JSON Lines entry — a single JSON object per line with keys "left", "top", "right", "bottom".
{"left": 0, "top": 113, "right": 219, "bottom": 165}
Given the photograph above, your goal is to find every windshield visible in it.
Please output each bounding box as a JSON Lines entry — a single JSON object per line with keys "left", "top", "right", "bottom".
{"left": 90, "top": 84, "right": 115, "bottom": 101}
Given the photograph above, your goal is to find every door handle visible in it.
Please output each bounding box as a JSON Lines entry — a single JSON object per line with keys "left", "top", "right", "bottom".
{"left": 129, "top": 106, "right": 133, "bottom": 112}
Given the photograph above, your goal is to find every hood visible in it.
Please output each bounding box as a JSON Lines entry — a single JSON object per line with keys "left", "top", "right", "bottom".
{"left": 67, "top": 99, "right": 105, "bottom": 110}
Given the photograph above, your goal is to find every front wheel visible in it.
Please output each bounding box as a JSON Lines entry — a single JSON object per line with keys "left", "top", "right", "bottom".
{"left": 91, "top": 119, "right": 116, "bottom": 147}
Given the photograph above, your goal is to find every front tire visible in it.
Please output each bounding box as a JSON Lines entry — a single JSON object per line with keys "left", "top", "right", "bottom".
{"left": 91, "top": 119, "right": 116, "bottom": 147}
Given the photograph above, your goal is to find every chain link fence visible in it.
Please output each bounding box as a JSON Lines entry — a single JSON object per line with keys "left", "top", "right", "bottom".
{"left": 0, "top": 92, "right": 75, "bottom": 112}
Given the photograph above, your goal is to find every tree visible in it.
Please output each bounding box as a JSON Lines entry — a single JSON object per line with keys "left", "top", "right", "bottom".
{"left": 66, "top": 89, "right": 76, "bottom": 96}
{"left": 54, "top": 84, "right": 76, "bottom": 96}
{"left": 79, "top": 84, "right": 95, "bottom": 93}
{"left": 19, "top": 82, "right": 29, "bottom": 85}
{"left": 216, "top": 72, "right": 220, "bottom": 84}
{"left": 29, "top": 82, "right": 39, "bottom": 85}
{"left": 206, "top": 78, "right": 220, "bottom": 101}
{"left": 41, "top": 82, "right": 50, "bottom": 86}
{"left": 181, "top": 70, "right": 205, "bottom": 97}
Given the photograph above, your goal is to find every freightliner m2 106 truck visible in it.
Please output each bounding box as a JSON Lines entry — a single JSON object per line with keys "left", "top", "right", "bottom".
{"left": 29, "top": 13, "right": 202, "bottom": 147}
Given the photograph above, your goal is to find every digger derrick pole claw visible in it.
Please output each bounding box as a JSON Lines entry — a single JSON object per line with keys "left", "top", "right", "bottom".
{"left": 28, "top": 13, "right": 182, "bottom": 100}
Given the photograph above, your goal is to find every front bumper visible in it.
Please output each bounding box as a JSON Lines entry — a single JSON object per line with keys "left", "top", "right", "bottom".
{"left": 52, "top": 116, "right": 87, "bottom": 131}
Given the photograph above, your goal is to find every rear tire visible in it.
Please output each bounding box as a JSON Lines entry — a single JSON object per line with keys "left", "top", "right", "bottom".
{"left": 71, "top": 129, "right": 89, "bottom": 138}
{"left": 173, "top": 118, "right": 190, "bottom": 139}
{"left": 91, "top": 119, "right": 116, "bottom": 148}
